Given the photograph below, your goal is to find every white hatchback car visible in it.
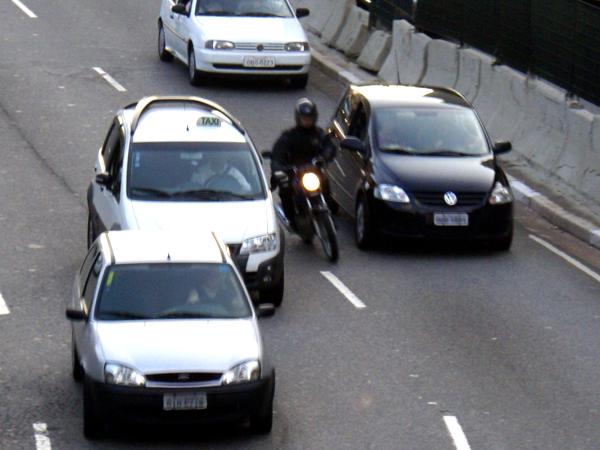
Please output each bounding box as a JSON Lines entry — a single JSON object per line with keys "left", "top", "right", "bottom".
{"left": 87, "top": 96, "right": 285, "bottom": 306}
{"left": 157, "top": 0, "right": 311, "bottom": 87}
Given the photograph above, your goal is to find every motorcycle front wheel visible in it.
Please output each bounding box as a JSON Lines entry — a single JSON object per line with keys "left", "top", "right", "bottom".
{"left": 314, "top": 213, "right": 339, "bottom": 262}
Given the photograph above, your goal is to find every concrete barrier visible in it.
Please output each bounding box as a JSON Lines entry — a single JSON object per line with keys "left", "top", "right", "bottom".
{"left": 321, "top": 0, "right": 353, "bottom": 47}
{"left": 358, "top": 30, "right": 392, "bottom": 72}
{"left": 397, "top": 32, "right": 431, "bottom": 85}
{"left": 420, "top": 40, "right": 459, "bottom": 88}
{"left": 378, "top": 20, "right": 415, "bottom": 84}
{"left": 453, "top": 48, "right": 483, "bottom": 102}
{"left": 335, "top": 6, "right": 370, "bottom": 58}
{"left": 304, "top": 0, "right": 335, "bottom": 36}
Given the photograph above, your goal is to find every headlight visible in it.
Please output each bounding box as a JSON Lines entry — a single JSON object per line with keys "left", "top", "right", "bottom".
{"left": 489, "top": 181, "right": 513, "bottom": 205}
{"left": 374, "top": 184, "right": 410, "bottom": 203}
{"left": 240, "top": 234, "right": 277, "bottom": 255}
{"left": 205, "top": 40, "right": 235, "bottom": 50}
{"left": 105, "top": 363, "right": 146, "bottom": 387}
{"left": 221, "top": 361, "right": 260, "bottom": 385}
{"left": 301, "top": 172, "right": 321, "bottom": 192}
{"left": 285, "top": 42, "right": 309, "bottom": 52}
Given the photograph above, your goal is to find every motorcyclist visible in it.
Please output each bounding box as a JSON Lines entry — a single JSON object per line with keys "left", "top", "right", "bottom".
{"left": 271, "top": 98, "right": 336, "bottom": 230}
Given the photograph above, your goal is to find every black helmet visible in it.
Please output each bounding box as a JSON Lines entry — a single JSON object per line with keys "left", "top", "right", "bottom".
{"left": 295, "top": 98, "right": 318, "bottom": 126}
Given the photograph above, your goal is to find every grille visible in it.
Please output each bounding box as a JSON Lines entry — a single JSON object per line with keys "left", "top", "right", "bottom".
{"left": 146, "top": 372, "right": 222, "bottom": 383}
{"left": 413, "top": 192, "right": 487, "bottom": 207}
{"left": 234, "top": 42, "right": 286, "bottom": 51}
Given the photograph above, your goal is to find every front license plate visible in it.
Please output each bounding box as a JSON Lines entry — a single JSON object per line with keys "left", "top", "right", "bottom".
{"left": 434, "top": 213, "right": 469, "bottom": 227}
{"left": 163, "top": 393, "right": 207, "bottom": 411}
{"left": 243, "top": 56, "right": 276, "bottom": 68}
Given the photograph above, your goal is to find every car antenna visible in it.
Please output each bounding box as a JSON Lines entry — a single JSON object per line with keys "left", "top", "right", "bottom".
{"left": 167, "top": 253, "right": 171, "bottom": 261}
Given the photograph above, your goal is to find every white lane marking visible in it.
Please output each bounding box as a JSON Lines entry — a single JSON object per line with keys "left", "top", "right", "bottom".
{"left": 0, "top": 292, "right": 9, "bottom": 315}
{"left": 320, "top": 271, "right": 366, "bottom": 309}
{"left": 33, "top": 423, "right": 52, "bottom": 450}
{"left": 11, "top": 0, "right": 37, "bottom": 18}
{"left": 92, "top": 67, "right": 127, "bottom": 92}
{"left": 443, "top": 416, "right": 472, "bottom": 450}
{"left": 530, "top": 234, "right": 600, "bottom": 284}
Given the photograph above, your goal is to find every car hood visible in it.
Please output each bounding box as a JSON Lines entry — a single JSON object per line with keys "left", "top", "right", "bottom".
{"left": 377, "top": 153, "right": 497, "bottom": 192}
{"left": 130, "top": 200, "right": 272, "bottom": 244}
{"left": 194, "top": 16, "right": 306, "bottom": 43}
{"left": 95, "top": 319, "right": 260, "bottom": 374}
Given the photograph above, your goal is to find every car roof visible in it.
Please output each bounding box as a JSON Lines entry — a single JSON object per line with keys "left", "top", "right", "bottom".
{"left": 351, "top": 84, "right": 472, "bottom": 109}
{"left": 104, "top": 230, "right": 227, "bottom": 265}
{"left": 124, "top": 100, "right": 247, "bottom": 144}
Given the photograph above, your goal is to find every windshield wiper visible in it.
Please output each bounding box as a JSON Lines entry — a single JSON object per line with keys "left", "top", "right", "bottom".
{"left": 171, "top": 189, "right": 256, "bottom": 200}
{"left": 381, "top": 146, "right": 417, "bottom": 155}
{"left": 419, "top": 150, "right": 477, "bottom": 157}
{"left": 131, "top": 187, "right": 173, "bottom": 198}
{"left": 154, "top": 311, "right": 215, "bottom": 319}
{"left": 237, "top": 12, "right": 286, "bottom": 17}
{"left": 99, "top": 311, "right": 150, "bottom": 320}
{"left": 198, "top": 10, "right": 235, "bottom": 16}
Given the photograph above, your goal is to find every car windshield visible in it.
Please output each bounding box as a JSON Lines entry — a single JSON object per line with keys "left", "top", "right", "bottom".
{"left": 374, "top": 107, "right": 489, "bottom": 156}
{"left": 196, "top": 0, "right": 293, "bottom": 17}
{"left": 95, "top": 264, "right": 252, "bottom": 321}
{"left": 128, "top": 142, "right": 265, "bottom": 201}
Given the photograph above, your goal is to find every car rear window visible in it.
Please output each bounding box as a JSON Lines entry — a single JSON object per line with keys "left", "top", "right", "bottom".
{"left": 95, "top": 263, "right": 252, "bottom": 321}
{"left": 196, "top": 0, "right": 293, "bottom": 18}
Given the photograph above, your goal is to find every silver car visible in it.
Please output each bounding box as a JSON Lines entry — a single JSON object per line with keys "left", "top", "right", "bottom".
{"left": 66, "top": 230, "right": 275, "bottom": 439}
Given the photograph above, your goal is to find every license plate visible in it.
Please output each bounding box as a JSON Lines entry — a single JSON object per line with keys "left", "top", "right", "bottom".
{"left": 163, "top": 393, "right": 207, "bottom": 411}
{"left": 433, "top": 213, "right": 469, "bottom": 227}
{"left": 243, "top": 56, "right": 276, "bottom": 68}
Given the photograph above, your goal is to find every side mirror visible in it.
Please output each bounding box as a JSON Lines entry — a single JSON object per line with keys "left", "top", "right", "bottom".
{"left": 261, "top": 150, "right": 273, "bottom": 160}
{"left": 257, "top": 303, "right": 276, "bottom": 318}
{"left": 341, "top": 136, "right": 366, "bottom": 155}
{"left": 296, "top": 8, "right": 310, "bottom": 18}
{"left": 171, "top": 3, "right": 187, "bottom": 15}
{"left": 66, "top": 308, "right": 88, "bottom": 321}
{"left": 95, "top": 172, "right": 111, "bottom": 186}
{"left": 493, "top": 141, "right": 512, "bottom": 155}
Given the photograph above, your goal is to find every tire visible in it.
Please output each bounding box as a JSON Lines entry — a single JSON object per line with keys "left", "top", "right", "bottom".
{"left": 87, "top": 214, "right": 96, "bottom": 249}
{"left": 83, "top": 378, "right": 104, "bottom": 439}
{"left": 490, "top": 231, "right": 513, "bottom": 252}
{"left": 188, "top": 45, "right": 204, "bottom": 86}
{"left": 72, "top": 335, "right": 83, "bottom": 382}
{"left": 290, "top": 74, "right": 308, "bottom": 89}
{"left": 249, "top": 375, "right": 274, "bottom": 434}
{"left": 316, "top": 213, "right": 339, "bottom": 262}
{"left": 157, "top": 22, "right": 173, "bottom": 62}
{"left": 355, "top": 196, "right": 376, "bottom": 250}
{"left": 259, "top": 274, "right": 284, "bottom": 307}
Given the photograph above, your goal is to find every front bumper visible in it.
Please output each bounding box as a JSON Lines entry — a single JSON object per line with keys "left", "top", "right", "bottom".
{"left": 229, "top": 247, "right": 284, "bottom": 292}
{"left": 370, "top": 197, "right": 513, "bottom": 240}
{"left": 195, "top": 48, "right": 311, "bottom": 76}
{"left": 89, "top": 374, "right": 274, "bottom": 425}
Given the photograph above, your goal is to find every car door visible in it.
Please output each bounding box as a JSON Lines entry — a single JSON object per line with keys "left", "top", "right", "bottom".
{"left": 94, "top": 120, "right": 126, "bottom": 233}
{"left": 173, "top": 0, "right": 193, "bottom": 58}
{"left": 343, "top": 101, "right": 371, "bottom": 218}
{"left": 327, "top": 91, "right": 354, "bottom": 213}
{"left": 161, "top": 0, "right": 180, "bottom": 56}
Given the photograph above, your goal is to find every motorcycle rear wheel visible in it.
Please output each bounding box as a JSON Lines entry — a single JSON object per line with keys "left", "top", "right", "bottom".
{"left": 315, "top": 213, "right": 339, "bottom": 262}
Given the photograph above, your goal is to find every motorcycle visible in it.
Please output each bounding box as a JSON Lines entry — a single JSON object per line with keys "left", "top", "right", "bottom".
{"left": 263, "top": 153, "right": 339, "bottom": 263}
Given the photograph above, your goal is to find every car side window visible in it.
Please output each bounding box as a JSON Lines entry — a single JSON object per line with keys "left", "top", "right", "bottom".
{"left": 349, "top": 104, "right": 368, "bottom": 142}
{"left": 334, "top": 95, "right": 352, "bottom": 135}
{"left": 106, "top": 127, "right": 125, "bottom": 200}
{"left": 79, "top": 244, "right": 98, "bottom": 288}
{"left": 82, "top": 253, "right": 103, "bottom": 312}
{"left": 101, "top": 122, "right": 120, "bottom": 170}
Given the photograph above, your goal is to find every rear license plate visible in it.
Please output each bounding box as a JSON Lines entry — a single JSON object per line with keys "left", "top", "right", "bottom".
{"left": 243, "top": 56, "right": 276, "bottom": 68}
{"left": 163, "top": 393, "right": 207, "bottom": 411}
{"left": 433, "top": 213, "right": 469, "bottom": 227}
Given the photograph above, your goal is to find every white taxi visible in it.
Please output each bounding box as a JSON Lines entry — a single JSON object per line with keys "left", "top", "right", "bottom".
{"left": 157, "top": 0, "right": 311, "bottom": 88}
{"left": 87, "top": 96, "right": 285, "bottom": 306}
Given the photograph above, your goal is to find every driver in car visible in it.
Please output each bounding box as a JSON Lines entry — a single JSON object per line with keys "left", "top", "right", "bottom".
{"left": 190, "top": 151, "right": 252, "bottom": 193}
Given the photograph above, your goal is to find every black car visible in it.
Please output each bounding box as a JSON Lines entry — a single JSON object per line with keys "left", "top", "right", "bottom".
{"left": 325, "top": 85, "right": 514, "bottom": 250}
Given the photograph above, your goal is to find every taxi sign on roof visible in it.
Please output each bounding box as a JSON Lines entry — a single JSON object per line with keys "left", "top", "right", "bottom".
{"left": 197, "top": 116, "right": 221, "bottom": 127}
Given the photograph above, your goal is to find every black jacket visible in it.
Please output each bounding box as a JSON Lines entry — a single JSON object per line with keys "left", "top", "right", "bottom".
{"left": 271, "top": 126, "right": 335, "bottom": 172}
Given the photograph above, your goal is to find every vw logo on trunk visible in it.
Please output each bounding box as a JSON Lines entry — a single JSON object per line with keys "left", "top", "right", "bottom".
{"left": 257, "top": 44, "right": 264, "bottom": 52}
{"left": 444, "top": 192, "right": 458, "bottom": 206}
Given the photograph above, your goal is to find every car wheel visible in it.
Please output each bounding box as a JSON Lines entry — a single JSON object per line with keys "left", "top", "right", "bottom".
{"left": 157, "top": 22, "right": 173, "bottom": 62}
{"left": 87, "top": 215, "right": 96, "bottom": 249}
{"left": 83, "top": 378, "right": 104, "bottom": 439}
{"left": 355, "top": 196, "right": 376, "bottom": 250}
{"left": 188, "top": 45, "right": 204, "bottom": 86}
{"left": 290, "top": 74, "right": 308, "bottom": 89}
{"left": 490, "top": 231, "right": 513, "bottom": 252}
{"left": 72, "top": 336, "right": 84, "bottom": 382}
{"left": 249, "top": 375, "right": 274, "bottom": 434}
{"left": 259, "top": 274, "right": 284, "bottom": 307}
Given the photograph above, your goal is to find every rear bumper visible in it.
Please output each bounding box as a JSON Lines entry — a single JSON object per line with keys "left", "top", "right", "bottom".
{"left": 232, "top": 251, "right": 284, "bottom": 292}
{"left": 89, "top": 373, "right": 274, "bottom": 425}
{"left": 195, "top": 48, "right": 311, "bottom": 76}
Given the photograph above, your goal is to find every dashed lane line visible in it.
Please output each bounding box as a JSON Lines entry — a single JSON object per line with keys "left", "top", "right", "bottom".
{"left": 320, "top": 271, "right": 366, "bottom": 309}
{"left": 33, "top": 423, "right": 52, "bottom": 450}
{"left": 11, "top": 0, "right": 37, "bottom": 18}
{"left": 530, "top": 234, "right": 600, "bottom": 284}
{"left": 443, "top": 416, "right": 472, "bottom": 450}
{"left": 92, "top": 67, "right": 127, "bottom": 92}
{"left": 0, "top": 292, "right": 9, "bottom": 315}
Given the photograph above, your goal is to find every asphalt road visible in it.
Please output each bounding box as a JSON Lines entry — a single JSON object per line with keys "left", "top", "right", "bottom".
{"left": 1, "top": 1, "right": 600, "bottom": 449}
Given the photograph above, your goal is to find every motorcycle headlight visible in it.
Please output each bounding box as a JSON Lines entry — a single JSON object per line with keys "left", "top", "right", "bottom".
{"left": 240, "top": 234, "right": 278, "bottom": 255}
{"left": 221, "top": 360, "right": 260, "bottom": 385}
{"left": 105, "top": 363, "right": 146, "bottom": 387}
{"left": 205, "top": 40, "right": 235, "bottom": 50}
{"left": 374, "top": 184, "right": 410, "bottom": 203}
{"left": 489, "top": 181, "right": 513, "bottom": 205}
{"left": 285, "top": 42, "right": 309, "bottom": 52}
{"left": 301, "top": 172, "right": 321, "bottom": 192}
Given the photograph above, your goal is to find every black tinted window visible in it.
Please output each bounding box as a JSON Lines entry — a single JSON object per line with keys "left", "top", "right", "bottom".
{"left": 83, "top": 254, "right": 103, "bottom": 311}
{"left": 95, "top": 264, "right": 252, "bottom": 321}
